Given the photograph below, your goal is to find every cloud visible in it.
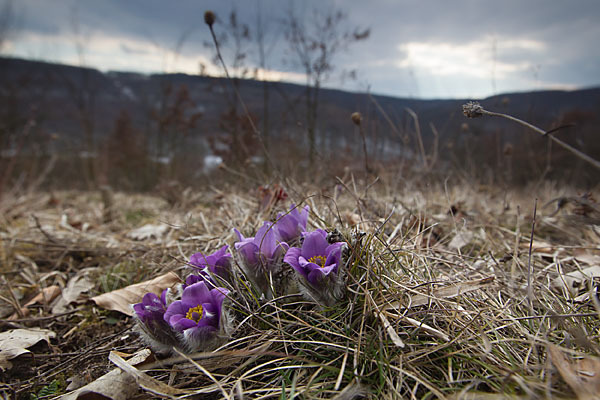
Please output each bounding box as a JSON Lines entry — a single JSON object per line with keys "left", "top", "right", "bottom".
{"left": 5, "top": 0, "right": 600, "bottom": 98}
{"left": 395, "top": 37, "right": 545, "bottom": 79}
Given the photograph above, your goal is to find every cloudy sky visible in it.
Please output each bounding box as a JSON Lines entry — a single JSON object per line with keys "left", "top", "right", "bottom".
{"left": 3, "top": 0, "right": 599, "bottom": 99}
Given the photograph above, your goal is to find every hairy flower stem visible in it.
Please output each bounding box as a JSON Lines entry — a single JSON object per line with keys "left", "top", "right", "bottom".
{"left": 463, "top": 102, "right": 600, "bottom": 170}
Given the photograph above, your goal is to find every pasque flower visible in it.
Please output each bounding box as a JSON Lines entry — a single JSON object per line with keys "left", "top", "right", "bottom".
{"left": 275, "top": 204, "right": 309, "bottom": 244}
{"left": 189, "top": 245, "right": 232, "bottom": 280}
{"left": 234, "top": 221, "right": 289, "bottom": 296}
{"left": 234, "top": 222, "right": 288, "bottom": 267}
{"left": 284, "top": 229, "right": 345, "bottom": 306}
{"left": 132, "top": 290, "right": 179, "bottom": 353}
{"left": 163, "top": 281, "right": 229, "bottom": 351}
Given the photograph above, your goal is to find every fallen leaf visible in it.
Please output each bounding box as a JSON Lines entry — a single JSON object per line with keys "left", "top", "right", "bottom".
{"left": 521, "top": 239, "right": 557, "bottom": 255}
{"left": 551, "top": 266, "right": 600, "bottom": 298}
{"left": 0, "top": 328, "right": 56, "bottom": 371}
{"left": 61, "top": 349, "right": 152, "bottom": 400}
{"left": 52, "top": 271, "right": 96, "bottom": 314}
{"left": 384, "top": 276, "right": 495, "bottom": 311}
{"left": 91, "top": 272, "right": 180, "bottom": 316}
{"left": 9, "top": 285, "right": 61, "bottom": 319}
{"left": 448, "top": 229, "right": 473, "bottom": 250}
{"left": 127, "top": 223, "right": 169, "bottom": 241}
{"left": 574, "top": 250, "right": 600, "bottom": 266}
{"left": 549, "top": 345, "right": 600, "bottom": 399}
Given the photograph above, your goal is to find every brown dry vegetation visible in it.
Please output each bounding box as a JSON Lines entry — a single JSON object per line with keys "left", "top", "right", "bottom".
{"left": 1, "top": 174, "right": 599, "bottom": 399}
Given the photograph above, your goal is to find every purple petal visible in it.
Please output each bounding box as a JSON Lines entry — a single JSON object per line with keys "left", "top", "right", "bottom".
{"left": 196, "top": 303, "right": 218, "bottom": 328}
{"left": 233, "top": 228, "right": 246, "bottom": 242}
{"left": 283, "top": 247, "right": 302, "bottom": 270}
{"left": 275, "top": 215, "right": 298, "bottom": 242}
{"left": 325, "top": 242, "right": 343, "bottom": 265}
{"left": 170, "top": 315, "right": 197, "bottom": 331}
{"left": 209, "top": 287, "right": 229, "bottom": 309}
{"left": 320, "top": 263, "right": 337, "bottom": 276}
{"left": 298, "top": 205, "right": 309, "bottom": 229}
{"left": 237, "top": 241, "right": 259, "bottom": 265}
{"left": 182, "top": 281, "right": 211, "bottom": 305}
{"left": 301, "top": 231, "right": 329, "bottom": 260}
{"left": 185, "top": 273, "right": 210, "bottom": 287}
{"left": 273, "top": 241, "right": 290, "bottom": 259}
{"left": 255, "top": 222, "right": 277, "bottom": 258}
{"left": 307, "top": 269, "right": 325, "bottom": 286}
{"left": 163, "top": 300, "right": 186, "bottom": 324}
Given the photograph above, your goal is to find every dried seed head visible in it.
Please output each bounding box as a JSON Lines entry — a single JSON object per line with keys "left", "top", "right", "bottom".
{"left": 204, "top": 11, "right": 216, "bottom": 27}
{"left": 462, "top": 101, "right": 484, "bottom": 118}
{"left": 503, "top": 143, "right": 513, "bottom": 156}
{"left": 351, "top": 112, "right": 362, "bottom": 126}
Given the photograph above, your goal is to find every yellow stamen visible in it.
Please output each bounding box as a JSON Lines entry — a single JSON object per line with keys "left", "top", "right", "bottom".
{"left": 308, "top": 255, "right": 327, "bottom": 268}
{"left": 185, "top": 305, "right": 204, "bottom": 322}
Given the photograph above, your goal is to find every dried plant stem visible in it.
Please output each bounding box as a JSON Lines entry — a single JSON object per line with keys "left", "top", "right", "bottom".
{"left": 358, "top": 123, "right": 370, "bottom": 173}
{"left": 463, "top": 102, "right": 600, "bottom": 170}
{"left": 527, "top": 199, "right": 537, "bottom": 315}
{"left": 207, "top": 24, "right": 277, "bottom": 173}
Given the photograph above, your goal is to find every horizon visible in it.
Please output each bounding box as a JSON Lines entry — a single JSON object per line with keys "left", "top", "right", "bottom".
{"left": 4, "top": 54, "right": 600, "bottom": 103}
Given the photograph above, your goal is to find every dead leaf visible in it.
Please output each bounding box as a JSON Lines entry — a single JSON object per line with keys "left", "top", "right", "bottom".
{"left": 448, "top": 229, "right": 473, "bottom": 250}
{"left": 576, "top": 358, "right": 600, "bottom": 393}
{"left": 9, "top": 285, "right": 61, "bottom": 319}
{"left": 343, "top": 212, "right": 362, "bottom": 226}
{"left": 61, "top": 349, "right": 152, "bottom": 400}
{"left": 0, "top": 328, "right": 55, "bottom": 371}
{"left": 52, "top": 271, "right": 96, "bottom": 314}
{"left": 384, "top": 276, "right": 495, "bottom": 311}
{"left": 549, "top": 345, "right": 600, "bottom": 399}
{"left": 127, "top": 223, "right": 169, "bottom": 241}
{"left": 521, "top": 239, "right": 556, "bottom": 255}
{"left": 574, "top": 250, "right": 600, "bottom": 266}
{"left": 551, "top": 266, "right": 600, "bottom": 298}
{"left": 91, "top": 272, "right": 180, "bottom": 316}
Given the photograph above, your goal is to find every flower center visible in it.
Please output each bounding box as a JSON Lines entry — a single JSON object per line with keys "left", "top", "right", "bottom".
{"left": 185, "top": 305, "right": 204, "bottom": 323}
{"left": 308, "top": 255, "right": 327, "bottom": 268}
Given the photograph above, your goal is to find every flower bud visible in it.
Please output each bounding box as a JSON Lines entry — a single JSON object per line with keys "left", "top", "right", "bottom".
{"left": 204, "top": 11, "right": 216, "bottom": 27}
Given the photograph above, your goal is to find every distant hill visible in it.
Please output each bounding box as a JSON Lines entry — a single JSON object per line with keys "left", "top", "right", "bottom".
{"left": 1, "top": 56, "right": 599, "bottom": 184}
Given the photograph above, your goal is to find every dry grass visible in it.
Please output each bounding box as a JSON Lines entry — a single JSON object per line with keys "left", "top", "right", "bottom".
{"left": 1, "top": 176, "right": 599, "bottom": 399}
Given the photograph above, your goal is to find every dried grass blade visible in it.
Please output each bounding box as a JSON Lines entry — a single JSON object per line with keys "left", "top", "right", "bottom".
{"left": 109, "top": 350, "right": 187, "bottom": 397}
{"left": 384, "top": 276, "right": 494, "bottom": 311}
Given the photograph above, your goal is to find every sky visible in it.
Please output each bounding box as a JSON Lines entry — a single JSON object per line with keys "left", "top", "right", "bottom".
{"left": 2, "top": 0, "right": 599, "bottom": 99}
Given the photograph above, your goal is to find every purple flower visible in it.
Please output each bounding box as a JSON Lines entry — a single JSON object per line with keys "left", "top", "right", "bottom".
{"left": 284, "top": 230, "right": 345, "bottom": 305}
{"left": 133, "top": 291, "right": 167, "bottom": 323}
{"left": 132, "top": 290, "right": 179, "bottom": 353}
{"left": 284, "top": 230, "right": 343, "bottom": 286}
{"left": 189, "top": 245, "right": 232, "bottom": 279}
{"left": 234, "top": 221, "right": 290, "bottom": 297}
{"left": 163, "top": 281, "right": 229, "bottom": 347}
{"left": 275, "top": 204, "right": 309, "bottom": 243}
{"left": 234, "top": 222, "right": 289, "bottom": 270}
{"left": 184, "top": 272, "right": 211, "bottom": 287}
